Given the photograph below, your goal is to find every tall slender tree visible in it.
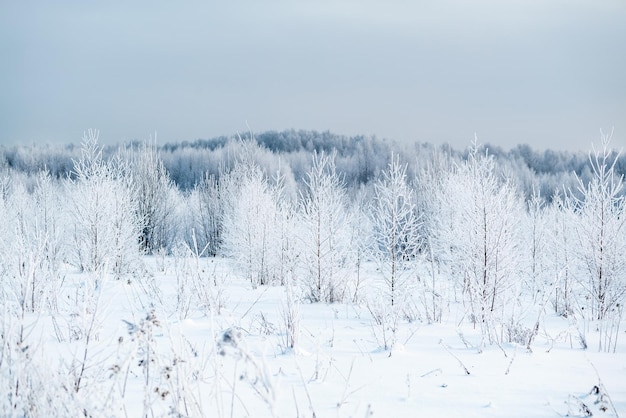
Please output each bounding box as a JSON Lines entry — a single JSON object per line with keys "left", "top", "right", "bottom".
{"left": 189, "top": 173, "right": 223, "bottom": 257}
{"left": 298, "top": 151, "right": 351, "bottom": 303}
{"left": 432, "top": 142, "right": 524, "bottom": 346}
{"left": 69, "top": 130, "right": 142, "bottom": 282}
{"left": 130, "top": 138, "right": 178, "bottom": 254}
{"left": 222, "top": 162, "right": 280, "bottom": 287}
{"left": 569, "top": 135, "right": 626, "bottom": 351}
{"left": 370, "top": 154, "right": 421, "bottom": 309}
{"left": 546, "top": 192, "right": 576, "bottom": 318}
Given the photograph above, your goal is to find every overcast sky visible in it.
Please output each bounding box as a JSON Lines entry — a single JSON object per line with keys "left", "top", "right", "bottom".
{"left": 1, "top": 0, "right": 624, "bottom": 151}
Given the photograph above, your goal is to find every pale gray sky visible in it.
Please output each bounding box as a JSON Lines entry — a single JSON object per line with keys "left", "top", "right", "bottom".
{"left": 1, "top": 0, "right": 625, "bottom": 151}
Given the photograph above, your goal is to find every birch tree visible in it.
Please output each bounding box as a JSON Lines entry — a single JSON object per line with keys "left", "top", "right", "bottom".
{"left": 130, "top": 139, "right": 178, "bottom": 254}
{"left": 433, "top": 143, "right": 524, "bottom": 346}
{"left": 569, "top": 136, "right": 626, "bottom": 351}
{"left": 370, "top": 154, "right": 421, "bottom": 309}
{"left": 298, "top": 151, "right": 351, "bottom": 303}
{"left": 524, "top": 188, "right": 549, "bottom": 301}
{"left": 69, "top": 130, "right": 143, "bottom": 282}
{"left": 546, "top": 192, "right": 577, "bottom": 318}
{"left": 189, "top": 173, "right": 223, "bottom": 257}
{"left": 222, "top": 162, "right": 279, "bottom": 287}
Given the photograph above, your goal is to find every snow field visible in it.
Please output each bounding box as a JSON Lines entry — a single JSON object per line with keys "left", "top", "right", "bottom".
{"left": 6, "top": 256, "right": 624, "bottom": 417}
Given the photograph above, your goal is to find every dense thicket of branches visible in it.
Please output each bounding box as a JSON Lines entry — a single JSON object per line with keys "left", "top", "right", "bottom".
{"left": 1, "top": 129, "right": 625, "bottom": 352}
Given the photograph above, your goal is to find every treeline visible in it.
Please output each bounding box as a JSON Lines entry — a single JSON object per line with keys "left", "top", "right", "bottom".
{"left": 1, "top": 129, "right": 626, "bottom": 354}
{"left": 1, "top": 129, "right": 622, "bottom": 199}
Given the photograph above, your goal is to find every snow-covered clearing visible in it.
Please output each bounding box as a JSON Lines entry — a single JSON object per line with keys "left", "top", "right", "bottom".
{"left": 5, "top": 256, "right": 625, "bottom": 417}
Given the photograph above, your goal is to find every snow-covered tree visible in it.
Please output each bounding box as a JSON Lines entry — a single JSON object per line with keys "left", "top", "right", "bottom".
{"left": 346, "top": 186, "right": 373, "bottom": 303}
{"left": 569, "top": 136, "right": 626, "bottom": 351}
{"left": 415, "top": 147, "right": 456, "bottom": 323}
{"left": 415, "top": 146, "right": 455, "bottom": 248}
{"left": 33, "top": 170, "right": 66, "bottom": 278}
{"left": 524, "top": 188, "right": 549, "bottom": 301}
{"left": 69, "top": 130, "right": 143, "bottom": 282}
{"left": 129, "top": 139, "right": 178, "bottom": 254}
{"left": 189, "top": 173, "right": 223, "bottom": 257}
{"left": 545, "top": 192, "right": 577, "bottom": 318}
{"left": 222, "top": 162, "right": 280, "bottom": 287}
{"left": 0, "top": 184, "right": 46, "bottom": 313}
{"left": 432, "top": 143, "right": 524, "bottom": 346}
{"left": 298, "top": 151, "right": 351, "bottom": 303}
{"left": 13, "top": 171, "right": 68, "bottom": 312}
{"left": 269, "top": 164, "right": 299, "bottom": 287}
{"left": 370, "top": 154, "right": 421, "bottom": 309}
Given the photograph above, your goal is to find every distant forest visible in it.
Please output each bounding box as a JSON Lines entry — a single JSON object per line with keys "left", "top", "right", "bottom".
{"left": 1, "top": 129, "right": 624, "bottom": 200}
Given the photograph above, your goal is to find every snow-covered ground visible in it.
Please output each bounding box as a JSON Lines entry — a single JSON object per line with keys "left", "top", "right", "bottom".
{"left": 5, "top": 256, "right": 625, "bottom": 417}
